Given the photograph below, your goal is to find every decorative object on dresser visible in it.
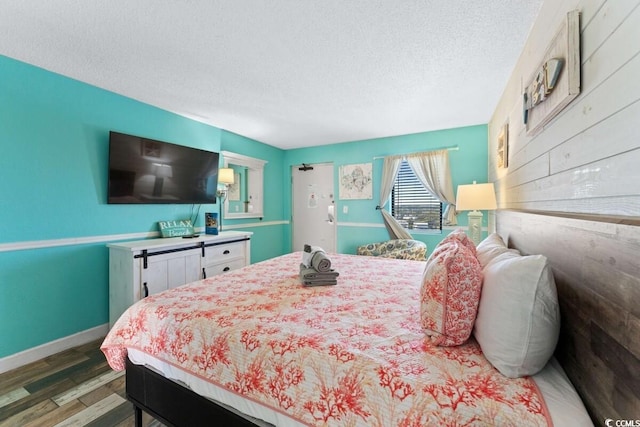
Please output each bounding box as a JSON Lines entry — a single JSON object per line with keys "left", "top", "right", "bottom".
{"left": 204, "top": 212, "right": 219, "bottom": 235}
{"left": 157, "top": 219, "right": 195, "bottom": 237}
{"left": 107, "top": 231, "right": 252, "bottom": 327}
{"left": 455, "top": 181, "right": 497, "bottom": 245}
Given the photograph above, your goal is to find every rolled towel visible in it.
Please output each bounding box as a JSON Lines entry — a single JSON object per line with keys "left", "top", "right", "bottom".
{"left": 310, "top": 251, "right": 332, "bottom": 272}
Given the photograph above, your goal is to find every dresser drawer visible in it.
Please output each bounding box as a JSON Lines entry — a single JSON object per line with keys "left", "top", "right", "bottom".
{"left": 204, "top": 241, "right": 246, "bottom": 263}
{"left": 203, "top": 258, "right": 246, "bottom": 276}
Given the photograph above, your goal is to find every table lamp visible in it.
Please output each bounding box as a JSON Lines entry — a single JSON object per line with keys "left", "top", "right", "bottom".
{"left": 151, "top": 163, "right": 173, "bottom": 197}
{"left": 455, "top": 181, "right": 497, "bottom": 245}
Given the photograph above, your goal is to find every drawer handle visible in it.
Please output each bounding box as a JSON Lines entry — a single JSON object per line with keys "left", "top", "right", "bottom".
{"left": 223, "top": 250, "right": 230, "bottom": 255}
{"left": 202, "top": 268, "right": 206, "bottom": 279}
{"left": 223, "top": 266, "right": 231, "bottom": 272}
{"left": 143, "top": 282, "right": 149, "bottom": 298}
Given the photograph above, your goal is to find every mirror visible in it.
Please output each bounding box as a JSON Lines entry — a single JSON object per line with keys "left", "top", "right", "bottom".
{"left": 221, "top": 151, "right": 267, "bottom": 219}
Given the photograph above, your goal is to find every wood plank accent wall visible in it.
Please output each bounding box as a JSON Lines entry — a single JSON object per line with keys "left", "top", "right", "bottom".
{"left": 496, "top": 210, "right": 640, "bottom": 421}
{"left": 489, "top": 0, "right": 640, "bottom": 215}
{"left": 487, "top": 0, "right": 640, "bottom": 422}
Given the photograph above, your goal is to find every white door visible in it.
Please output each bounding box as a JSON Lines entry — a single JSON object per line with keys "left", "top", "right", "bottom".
{"left": 292, "top": 163, "right": 336, "bottom": 253}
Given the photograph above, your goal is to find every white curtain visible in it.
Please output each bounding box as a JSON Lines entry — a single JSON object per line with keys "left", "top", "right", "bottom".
{"left": 405, "top": 150, "right": 457, "bottom": 225}
{"left": 378, "top": 156, "right": 413, "bottom": 239}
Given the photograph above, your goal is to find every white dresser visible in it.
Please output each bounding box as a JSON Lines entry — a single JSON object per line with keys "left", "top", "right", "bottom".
{"left": 108, "top": 231, "right": 252, "bottom": 327}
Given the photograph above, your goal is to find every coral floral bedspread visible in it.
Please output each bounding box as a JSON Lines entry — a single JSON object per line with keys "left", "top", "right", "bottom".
{"left": 102, "top": 252, "right": 551, "bottom": 427}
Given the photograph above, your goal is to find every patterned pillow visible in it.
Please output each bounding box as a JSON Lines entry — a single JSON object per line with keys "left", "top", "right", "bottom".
{"left": 420, "top": 240, "right": 483, "bottom": 346}
{"left": 429, "top": 228, "right": 477, "bottom": 261}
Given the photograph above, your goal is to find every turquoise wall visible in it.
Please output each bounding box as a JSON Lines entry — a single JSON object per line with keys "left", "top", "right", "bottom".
{"left": 0, "top": 56, "right": 283, "bottom": 358}
{"left": 0, "top": 54, "right": 488, "bottom": 360}
{"left": 283, "top": 125, "right": 489, "bottom": 254}
{"left": 0, "top": 59, "right": 223, "bottom": 241}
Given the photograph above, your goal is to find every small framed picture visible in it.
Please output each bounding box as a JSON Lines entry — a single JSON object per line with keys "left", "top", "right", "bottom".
{"left": 497, "top": 123, "right": 509, "bottom": 169}
{"left": 339, "top": 163, "right": 373, "bottom": 200}
{"left": 141, "top": 140, "right": 162, "bottom": 158}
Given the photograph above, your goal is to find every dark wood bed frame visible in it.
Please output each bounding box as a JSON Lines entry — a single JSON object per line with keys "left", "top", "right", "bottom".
{"left": 125, "top": 210, "right": 640, "bottom": 425}
{"left": 126, "top": 357, "right": 264, "bottom": 427}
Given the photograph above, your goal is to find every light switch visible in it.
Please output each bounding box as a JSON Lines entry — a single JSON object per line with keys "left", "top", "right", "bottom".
{"left": 343, "top": 205, "right": 348, "bottom": 214}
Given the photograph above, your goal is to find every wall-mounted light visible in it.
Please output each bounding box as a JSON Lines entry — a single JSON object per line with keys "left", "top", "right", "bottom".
{"left": 216, "top": 168, "right": 235, "bottom": 198}
{"left": 216, "top": 168, "right": 235, "bottom": 231}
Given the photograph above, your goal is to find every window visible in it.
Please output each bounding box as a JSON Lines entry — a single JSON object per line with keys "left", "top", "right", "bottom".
{"left": 391, "top": 160, "right": 442, "bottom": 230}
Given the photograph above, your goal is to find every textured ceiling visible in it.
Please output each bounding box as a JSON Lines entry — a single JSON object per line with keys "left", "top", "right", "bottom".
{"left": 0, "top": 1, "right": 542, "bottom": 149}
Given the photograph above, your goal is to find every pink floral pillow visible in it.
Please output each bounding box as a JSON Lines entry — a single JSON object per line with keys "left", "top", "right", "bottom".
{"left": 420, "top": 240, "right": 483, "bottom": 346}
{"left": 439, "top": 228, "right": 477, "bottom": 255}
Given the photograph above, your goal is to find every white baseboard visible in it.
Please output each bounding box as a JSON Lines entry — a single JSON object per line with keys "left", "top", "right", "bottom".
{"left": 0, "top": 324, "right": 109, "bottom": 374}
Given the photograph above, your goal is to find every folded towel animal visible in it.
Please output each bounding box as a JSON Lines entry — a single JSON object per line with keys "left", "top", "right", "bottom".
{"left": 300, "top": 264, "right": 339, "bottom": 279}
{"left": 302, "top": 244, "right": 332, "bottom": 272}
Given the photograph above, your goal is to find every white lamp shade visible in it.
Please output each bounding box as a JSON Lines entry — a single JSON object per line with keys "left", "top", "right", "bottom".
{"left": 153, "top": 163, "right": 173, "bottom": 178}
{"left": 456, "top": 182, "right": 497, "bottom": 211}
{"left": 218, "top": 168, "right": 235, "bottom": 185}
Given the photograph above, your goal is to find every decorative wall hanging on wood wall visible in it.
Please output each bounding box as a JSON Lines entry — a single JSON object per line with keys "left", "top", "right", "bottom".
{"left": 497, "top": 122, "right": 509, "bottom": 168}
{"left": 523, "top": 10, "right": 581, "bottom": 136}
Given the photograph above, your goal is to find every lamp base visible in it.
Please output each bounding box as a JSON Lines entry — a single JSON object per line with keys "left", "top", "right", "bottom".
{"left": 467, "top": 210, "right": 483, "bottom": 246}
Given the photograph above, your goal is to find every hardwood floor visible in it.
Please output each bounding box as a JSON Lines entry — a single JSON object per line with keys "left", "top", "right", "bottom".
{"left": 0, "top": 339, "right": 163, "bottom": 427}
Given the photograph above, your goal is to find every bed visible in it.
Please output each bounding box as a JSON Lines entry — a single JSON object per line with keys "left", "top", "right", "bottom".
{"left": 102, "top": 243, "right": 593, "bottom": 426}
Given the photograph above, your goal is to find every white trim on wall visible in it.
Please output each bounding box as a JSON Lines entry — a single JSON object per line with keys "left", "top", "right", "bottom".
{"left": 337, "top": 222, "right": 385, "bottom": 228}
{"left": 0, "top": 324, "right": 109, "bottom": 374}
{"left": 0, "top": 231, "right": 160, "bottom": 253}
{"left": 0, "top": 221, "right": 482, "bottom": 254}
{"left": 223, "top": 220, "right": 288, "bottom": 229}
{"left": 0, "top": 221, "right": 290, "bottom": 253}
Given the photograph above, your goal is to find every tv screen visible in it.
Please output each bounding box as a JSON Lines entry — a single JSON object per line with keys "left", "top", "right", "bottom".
{"left": 108, "top": 131, "right": 219, "bottom": 204}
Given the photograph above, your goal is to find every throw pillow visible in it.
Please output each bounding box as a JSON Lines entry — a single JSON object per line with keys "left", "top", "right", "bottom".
{"left": 473, "top": 252, "right": 560, "bottom": 377}
{"left": 420, "top": 240, "right": 483, "bottom": 346}
{"left": 439, "top": 228, "right": 477, "bottom": 256}
{"left": 475, "top": 233, "right": 520, "bottom": 269}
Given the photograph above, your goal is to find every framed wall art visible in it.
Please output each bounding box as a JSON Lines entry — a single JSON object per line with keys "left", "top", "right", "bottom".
{"left": 339, "top": 163, "right": 373, "bottom": 200}
{"left": 497, "top": 122, "right": 509, "bottom": 169}
{"left": 523, "top": 10, "right": 580, "bottom": 136}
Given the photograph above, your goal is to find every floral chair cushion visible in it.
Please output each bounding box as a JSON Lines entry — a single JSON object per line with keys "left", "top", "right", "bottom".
{"left": 356, "top": 239, "right": 427, "bottom": 261}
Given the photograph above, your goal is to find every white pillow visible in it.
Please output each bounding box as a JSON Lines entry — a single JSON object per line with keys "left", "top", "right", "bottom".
{"left": 474, "top": 252, "right": 560, "bottom": 378}
{"left": 475, "top": 233, "right": 519, "bottom": 268}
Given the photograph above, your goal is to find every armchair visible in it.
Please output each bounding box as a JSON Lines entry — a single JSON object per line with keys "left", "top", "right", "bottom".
{"left": 356, "top": 239, "right": 427, "bottom": 261}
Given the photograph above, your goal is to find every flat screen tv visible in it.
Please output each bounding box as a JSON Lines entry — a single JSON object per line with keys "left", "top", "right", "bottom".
{"left": 108, "top": 131, "right": 220, "bottom": 204}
